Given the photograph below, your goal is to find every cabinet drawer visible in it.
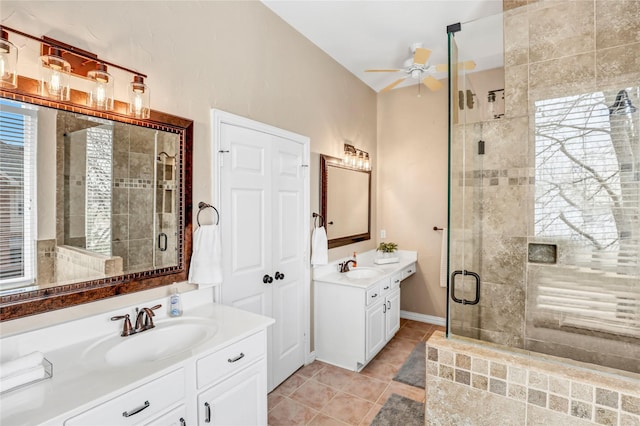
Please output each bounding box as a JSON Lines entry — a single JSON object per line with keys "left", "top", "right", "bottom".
{"left": 401, "top": 263, "right": 416, "bottom": 280}
{"left": 365, "top": 283, "right": 382, "bottom": 306}
{"left": 390, "top": 273, "right": 402, "bottom": 290}
{"left": 64, "top": 368, "right": 185, "bottom": 426}
{"left": 197, "top": 331, "right": 265, "bottom": 389}
{"left": 379, "top": 277, "right": 392, "bottom": 295}
{"left": 143, "top": 404, "right": 186, "bottom": 426}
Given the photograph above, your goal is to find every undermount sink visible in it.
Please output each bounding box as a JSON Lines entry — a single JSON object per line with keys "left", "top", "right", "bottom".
{"left": 345, "top": 267, "right": 382, "bottom": 279}
{"left": 83, "top": 318, "right": 218, "bottom": 367}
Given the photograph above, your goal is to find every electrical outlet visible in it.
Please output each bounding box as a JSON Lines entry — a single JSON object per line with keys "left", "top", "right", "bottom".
{"left": 380, "top": 229, "right": 386, "bottom": 239}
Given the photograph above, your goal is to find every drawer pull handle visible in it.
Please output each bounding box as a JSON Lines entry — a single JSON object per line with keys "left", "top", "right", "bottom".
{"left": 387, "top": 300, "right": 391, "bottom": 310}
{"left": 371, "top": 293, "right": 378, "bottom": 298}
{"left": 407, "top": 269, "right": 413, "bottom": 273}
{"left": 383, "top": 286, "right": 390, "bottom": 290}
{"left": 122, "top": 400, "right": 150, "bottom": 417}
{"left": 205, "top": 402, "right": 212, "bottom": 423}
{"left": 180, "top": 418, "right": 186, "bottom": 426}
{"left": 228, "top": 352, "right": 245, "bottom": 363}
{"left": 395, "top": 279, "right": 400, "bottom": 284}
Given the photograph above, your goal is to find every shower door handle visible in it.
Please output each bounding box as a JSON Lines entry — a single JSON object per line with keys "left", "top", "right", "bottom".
{"left": 450, "top": 270, "right": 481, "bottom": 305}
{"left": 158, "top": 233, "right": 168, "bottom": 251}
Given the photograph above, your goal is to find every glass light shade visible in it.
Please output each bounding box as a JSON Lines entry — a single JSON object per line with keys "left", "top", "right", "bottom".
{"left": 87, "top": 64, "right": 114, "bottom": 110}
{"left": 0, "top": 30, "right": 18, "bottom": 88}
{"left": 364, "top": 153, "right": 370, "bottom": 171}
{"left": 40, "top": 48, "right": 70, "bottom": 101}
{"left": 357, "top": 151, "right": 364, "bottom": 169}
{"left": 128, "top": 75, "right": 150, "bottom": 119}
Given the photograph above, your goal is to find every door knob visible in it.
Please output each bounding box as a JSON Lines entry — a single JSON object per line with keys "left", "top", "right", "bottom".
{"left": 263, "top": 274, "right": 273, "bottom": 284}
{"left": 275, "top": 271, "right": 285, "bottom": 280}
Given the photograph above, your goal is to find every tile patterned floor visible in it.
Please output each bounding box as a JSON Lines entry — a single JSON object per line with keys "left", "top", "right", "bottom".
{"left": 268, "top": 319, "right": 446, "bottom": 425}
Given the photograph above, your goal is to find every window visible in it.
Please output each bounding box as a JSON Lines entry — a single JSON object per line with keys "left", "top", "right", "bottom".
{"left": 533, "top": 88, "right": 640, "bottom": 338}
{"left": 0, "top": 99, "right": 37, "bottom": 291}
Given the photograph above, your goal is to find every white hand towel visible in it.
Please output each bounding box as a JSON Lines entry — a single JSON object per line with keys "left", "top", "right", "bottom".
{"left": 189, "top": 224, "right": 223, "bottom": 287}
{"left": 311, "top": 226, "right": 328, "bottom": 266}
{"left": 439, "top": 228, "right": 448, "bottom": 288}
{"left": 0, "top": 352, "right": 44, "bottom": 378}
{"left": 0, "top": 365, "right": 46, "bottom": 393}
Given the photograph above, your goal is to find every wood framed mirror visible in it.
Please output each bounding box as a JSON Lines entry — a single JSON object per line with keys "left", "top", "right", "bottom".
{"left": 320, "top": 155, "right": 371, "bottom": 248}
{"left": 0, "top": 76, "right": 193, "bottom": 321}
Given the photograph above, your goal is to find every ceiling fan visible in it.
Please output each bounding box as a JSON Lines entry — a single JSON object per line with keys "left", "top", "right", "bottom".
{"left": 365, "top": 43, "right": 475, "bottom": 93}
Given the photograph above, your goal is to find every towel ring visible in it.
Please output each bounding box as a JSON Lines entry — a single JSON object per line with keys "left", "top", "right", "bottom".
{"left": 197, "top": 202, "right": 220, "bottom": 226}
{"left": 312, "top": 212, "right": 324, "bottom": 228}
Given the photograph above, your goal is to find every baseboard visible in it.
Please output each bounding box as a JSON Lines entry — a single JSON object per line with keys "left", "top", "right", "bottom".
{"left": 305, "top": 350, "right": 316, "bottom": 366}
{"left": 400, "top": 310, "right": 446, "bottom": 326}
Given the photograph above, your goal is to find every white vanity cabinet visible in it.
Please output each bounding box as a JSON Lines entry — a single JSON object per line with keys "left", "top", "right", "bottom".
{"left": 195, "top": 331, "right": 268, "bottom": 425}
{"left": 314, "top": 261, "right": 415, "bottom": 371}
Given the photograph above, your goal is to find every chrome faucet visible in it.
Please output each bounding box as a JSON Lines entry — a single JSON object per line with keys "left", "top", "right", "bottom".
{"left": 135, "top": 304, "right": 162, "bottom": 332}
{"left": 339, "top": 260, "right": 356, "bottom": 273}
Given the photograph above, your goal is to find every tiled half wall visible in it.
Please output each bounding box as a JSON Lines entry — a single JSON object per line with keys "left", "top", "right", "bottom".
{"left": 426, "top": 331, "right": 640, "bottom": 425}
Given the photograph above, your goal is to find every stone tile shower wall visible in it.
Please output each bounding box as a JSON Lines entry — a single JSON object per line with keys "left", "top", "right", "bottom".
{"left": 449, "top": 0, "right": 640, "bottom": 373}
{"left": 112, "top": 123, "right": 156, "bottom": 272}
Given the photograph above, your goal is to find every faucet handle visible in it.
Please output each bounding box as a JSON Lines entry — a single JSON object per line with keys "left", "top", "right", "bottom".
{"left": 111, "top": 314, "right": 135, "bottom": 337}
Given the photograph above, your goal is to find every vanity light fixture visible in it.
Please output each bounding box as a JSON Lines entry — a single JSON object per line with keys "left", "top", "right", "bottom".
{"left": 129, "top": 75, "right": 150, "bottom": 119}
{"left": 87, "top": 63, "right": 113, "bottom": 110}
{"left": 40, "top": 47, "right": 71, "bottom": 101}
{"left": 487, "top": 88, "right": 504, "bottom": 119}
{"left": 1, "top": 25, "right": 150, "bottom": 117}
{"left": 0, "top": 27, "right": 18, "bottom": 88}
{"left": 343, "top": 142, "right": 370, "bottom": 171}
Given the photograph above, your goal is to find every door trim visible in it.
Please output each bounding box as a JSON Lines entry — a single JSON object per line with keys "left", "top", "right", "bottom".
{"left": 211, "top": 108, "right": 311, "bottom": 378}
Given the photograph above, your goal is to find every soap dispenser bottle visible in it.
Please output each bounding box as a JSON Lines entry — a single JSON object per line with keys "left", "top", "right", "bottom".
{"left": 352, "top": 252, "right": 357, "bottom": 268}
{"left": 169, "top": 285, "right": 183, "bottom": 317}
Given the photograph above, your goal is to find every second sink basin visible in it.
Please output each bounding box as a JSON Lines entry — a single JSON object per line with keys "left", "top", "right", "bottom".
{"left": 83, "top": 317, "right": 218, "bottom": 367}
{"left": 345, "top": 267, "right": 382, "bottom": 279}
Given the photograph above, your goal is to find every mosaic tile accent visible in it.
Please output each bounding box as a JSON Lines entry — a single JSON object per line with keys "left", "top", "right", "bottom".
{"left": 426, "top": 332, "right": 640, "bottom": 426}
{"left": 113, "top": 178, "right": 154, "bottom": 189}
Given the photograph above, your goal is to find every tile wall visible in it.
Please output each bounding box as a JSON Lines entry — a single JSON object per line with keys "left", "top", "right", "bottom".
{"left": 426, "top": 331, "right": 640, "bottom": 425}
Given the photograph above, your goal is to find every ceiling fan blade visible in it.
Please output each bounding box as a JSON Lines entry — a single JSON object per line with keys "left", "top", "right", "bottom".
{"left": 434, "top": 60, "right": 476, "bottom": 73}
{"left": 381, "top": 78, "right": 406, "bottom": 92}
{"left": 422, "top": 75, "right": 443, "bottom": 91}
{"left": 364, "top": 69, "right": 402, "bottom": 72}
{"left": 413, "top": 48, "right": 431, "bottom": 65}
{"left": 463, "top": 60, "right": 476, "bottom": 71}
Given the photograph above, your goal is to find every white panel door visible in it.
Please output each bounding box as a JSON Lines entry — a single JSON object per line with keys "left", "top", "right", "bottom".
{"left": 220, "top": 124, "right": 272, "bottom": 318}
{"left": 217, "top": 115, "right": 307, "bottom": 392}
{"left": 270, "top": 137, "right": 305, "bottom": 388}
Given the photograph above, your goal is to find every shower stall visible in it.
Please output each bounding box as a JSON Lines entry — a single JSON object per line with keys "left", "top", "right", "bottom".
{"left": 432, "top": 3, "right": 640, "bottom": 423}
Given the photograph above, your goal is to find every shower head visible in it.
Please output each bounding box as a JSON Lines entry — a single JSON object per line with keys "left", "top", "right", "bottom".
{"left": 608, "top": 89, "right": 637, "bottom": 115}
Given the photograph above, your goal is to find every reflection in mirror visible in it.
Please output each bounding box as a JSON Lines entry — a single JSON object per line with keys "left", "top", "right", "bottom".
{"left": 2, "top": 101, "right": 180, "bottom": 294}
{"left": 320, "top": 155, "right": 371, "bottom": 249}
{"left": 0, "top": 81, "right": 192, "bottom": 321}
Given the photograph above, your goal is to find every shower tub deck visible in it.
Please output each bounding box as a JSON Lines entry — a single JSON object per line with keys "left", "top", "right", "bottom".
{"left": 426, "top": 331, "right": 640, "bottom": 425}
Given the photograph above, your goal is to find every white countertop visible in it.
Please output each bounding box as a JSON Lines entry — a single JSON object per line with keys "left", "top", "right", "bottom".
{"left": 0, "top": 288, "right": 274, "bottom": 425}
{"left": 313, "top": 250, "right": 417, "bottom": 288}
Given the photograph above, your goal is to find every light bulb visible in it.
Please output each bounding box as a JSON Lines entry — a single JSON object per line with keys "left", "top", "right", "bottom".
{"left": 49, "top": 70, "right": 62, "bottom": 96}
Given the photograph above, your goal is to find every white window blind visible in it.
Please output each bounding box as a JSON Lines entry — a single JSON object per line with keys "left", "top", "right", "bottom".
{"left": 0, "top": 99, "right": 37, "bottom": 290}
{"left": 533, "top": 89, "right": 640, "bottom": 337}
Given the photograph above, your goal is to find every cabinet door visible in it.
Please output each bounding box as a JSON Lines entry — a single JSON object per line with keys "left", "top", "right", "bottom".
{"left": 197, "top": 360, "right": 267, "bottom": 426}
{"left": 366, "top": 302, "right": 386, "bottom": 361}
{"left": 385, "top": 291, "right": 401, "bottom": 339}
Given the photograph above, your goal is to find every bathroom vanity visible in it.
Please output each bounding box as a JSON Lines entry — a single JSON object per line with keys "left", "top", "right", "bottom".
{"left": 313, "top": 251, "right": 416, "bottom": 371}
{"left": 0, "top": 287, "right": 274, "bottom": 426}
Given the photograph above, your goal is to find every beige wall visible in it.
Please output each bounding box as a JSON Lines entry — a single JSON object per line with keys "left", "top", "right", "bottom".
{"left": 377, "top": 84, "right": 449, "bottom": 318}
{"left": 1, "top": 1, "right": 377, "bottom": 329}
